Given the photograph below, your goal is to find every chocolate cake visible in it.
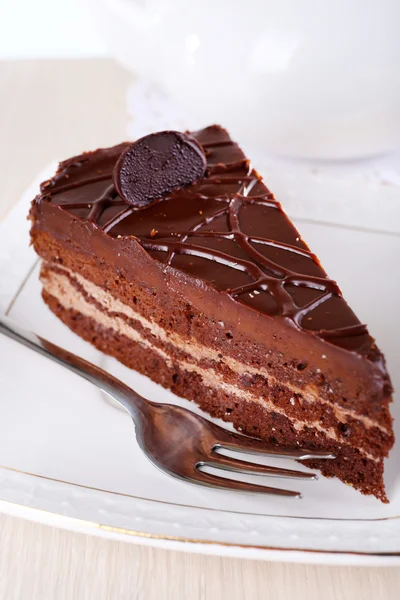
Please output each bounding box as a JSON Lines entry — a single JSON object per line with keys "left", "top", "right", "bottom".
{"left": 29, "top": 125, "right": 394, "bottom": 502}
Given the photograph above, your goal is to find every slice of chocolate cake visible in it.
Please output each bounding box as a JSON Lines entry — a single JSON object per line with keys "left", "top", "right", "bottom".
{"left": 29, "top": 125, "right": 394, "bottom": 502}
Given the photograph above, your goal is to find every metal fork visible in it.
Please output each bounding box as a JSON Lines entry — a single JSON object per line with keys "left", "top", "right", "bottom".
{"left": 0, "top": 315, "right": 335, "bottom": 498}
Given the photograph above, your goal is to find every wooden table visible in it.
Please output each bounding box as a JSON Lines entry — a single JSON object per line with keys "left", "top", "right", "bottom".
{"left": 0, "top": 59, "right": 399, "bottom": 600}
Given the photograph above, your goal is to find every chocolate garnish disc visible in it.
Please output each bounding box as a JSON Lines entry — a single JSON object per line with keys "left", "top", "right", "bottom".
{"left": 113, "top": 131, "right": 207, "bottom": 207}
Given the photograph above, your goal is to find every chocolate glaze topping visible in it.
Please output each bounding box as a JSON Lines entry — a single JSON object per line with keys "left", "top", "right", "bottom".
{"left": 36, "top": 125, "right": 378, "bottom": 356}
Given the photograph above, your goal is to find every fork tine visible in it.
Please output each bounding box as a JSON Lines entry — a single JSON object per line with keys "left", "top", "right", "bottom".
{"left": 201, "top": 453, "right": 317, "bottom": 480}
{"left": 192, "top": 468, "right": 301, "bottom": 497}
{"left": 213, "top": 430, "right": 335, "bottom": 460}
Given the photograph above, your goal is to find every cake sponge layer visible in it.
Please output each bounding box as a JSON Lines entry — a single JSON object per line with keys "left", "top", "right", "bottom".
{"left": 40, "top": 261, "right": 389, "bottom": 501}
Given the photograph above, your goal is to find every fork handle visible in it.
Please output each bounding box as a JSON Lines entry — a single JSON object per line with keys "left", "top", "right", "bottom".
{"left": 0, "top": 314, "right": 150, "bottom": 418}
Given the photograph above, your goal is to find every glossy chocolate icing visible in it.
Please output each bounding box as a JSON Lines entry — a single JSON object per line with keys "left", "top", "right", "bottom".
{"left": 34, "top": 126, "right": 381, "bottom": 358}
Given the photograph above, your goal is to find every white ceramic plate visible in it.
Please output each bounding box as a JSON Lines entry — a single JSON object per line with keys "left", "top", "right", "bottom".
{"left": 0, "top": 167, "right": 400, "bottom": 565}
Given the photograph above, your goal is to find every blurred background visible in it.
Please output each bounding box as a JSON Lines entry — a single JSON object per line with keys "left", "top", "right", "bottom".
{"left": 2, "top": 0, "right": 400, "bottom": 159}
{"left": 0, "top": 0, "right": 107, "bottom": 60}
{"left": 1, "top": 0, "right": 399, "bottom": 231}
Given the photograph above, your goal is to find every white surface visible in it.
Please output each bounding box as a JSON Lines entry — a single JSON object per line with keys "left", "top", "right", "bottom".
{"left": 0, "top": 0, "right": 107, "bottom": 59}
{"left": 0, "top": 169, "right": 399, "bottom": 564}
{"left": 98, "top": 0, "right": 400, "bottom": 159}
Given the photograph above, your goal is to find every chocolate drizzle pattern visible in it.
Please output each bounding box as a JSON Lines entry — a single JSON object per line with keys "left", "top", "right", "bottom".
{"left": 38, "top": 126, "right": 371, "bottom": 351}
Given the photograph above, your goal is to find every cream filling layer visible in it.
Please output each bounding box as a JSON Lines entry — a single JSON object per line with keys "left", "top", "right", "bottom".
{"left": 50, "top": 263, "right": 388, "bottom": 437}
{"left": 42, "top": 266, "right": 380, "bottom": 462}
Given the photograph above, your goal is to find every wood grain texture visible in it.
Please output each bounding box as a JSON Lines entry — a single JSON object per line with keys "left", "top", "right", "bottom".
{"left": 1, "top": 515, "right": 400, "bottom": 600}
{"left": 0, "top": 58, "right": 399, "bottom": 599}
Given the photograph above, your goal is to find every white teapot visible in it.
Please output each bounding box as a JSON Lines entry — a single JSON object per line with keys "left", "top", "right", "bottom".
{"left": 97, "top": 0, "right": 400, "bottom": 160}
